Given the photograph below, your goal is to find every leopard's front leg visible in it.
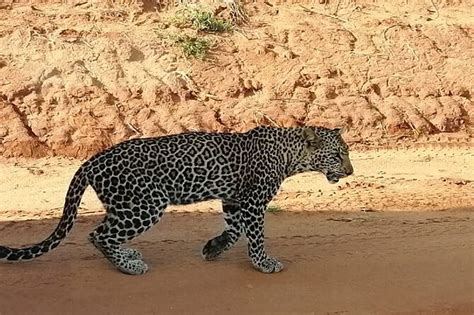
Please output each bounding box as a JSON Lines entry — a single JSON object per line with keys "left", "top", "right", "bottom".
{"left": 241, "top": 200, "right": 283, "bottom": 273}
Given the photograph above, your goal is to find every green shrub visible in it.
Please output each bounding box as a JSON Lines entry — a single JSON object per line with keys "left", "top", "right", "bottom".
{"left": 173, "top": 6, "right": 232, "bottom": 33}
{"left": 173, "top": 34, "right": 211, "bottom": 59}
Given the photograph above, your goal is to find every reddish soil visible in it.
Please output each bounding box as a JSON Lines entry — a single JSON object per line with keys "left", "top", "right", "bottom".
{"left": 0, "top": 0, "right": 472, "bottom": 159}
{"left": 0, "top": 1, "right": 473, "bottom": 314}
{"left": 0, "top": 211, "right": 473, "bottom": 315}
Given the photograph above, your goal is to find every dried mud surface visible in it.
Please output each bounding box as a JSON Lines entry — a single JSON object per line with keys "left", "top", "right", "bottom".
{"left": 0, "top": 0, "right": 473, "bottom": 158}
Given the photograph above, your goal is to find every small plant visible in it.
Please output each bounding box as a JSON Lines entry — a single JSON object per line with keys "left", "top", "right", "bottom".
{"left": 172, "top": 34, "right": 211, "bottom": 59}
{"left": 225, "top": 0, "right": 249, "bottom": 24}
{"left": 173, "top": 6, "right": 232, "bottom": 33}
{"left": 191, "top": 9, "right": 232, "bottom": 32}
{"left": 266, "top": 204, "right": 282, "bottom": 214}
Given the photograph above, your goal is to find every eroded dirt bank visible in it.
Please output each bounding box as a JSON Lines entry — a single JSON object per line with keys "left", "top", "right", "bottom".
{"left": 0, "top": 1, "right": 473, "bottom": 158}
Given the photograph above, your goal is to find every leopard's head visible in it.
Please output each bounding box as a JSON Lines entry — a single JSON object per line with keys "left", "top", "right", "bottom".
{"left": 298, "top": 127, "right": 354, "bottom": 184}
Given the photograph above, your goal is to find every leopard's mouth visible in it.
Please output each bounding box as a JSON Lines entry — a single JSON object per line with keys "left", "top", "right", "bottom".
{"left": 326, "top": 172, "right": 345, "bottom": 184}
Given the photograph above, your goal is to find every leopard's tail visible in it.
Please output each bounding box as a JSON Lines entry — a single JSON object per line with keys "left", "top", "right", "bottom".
{"left": 0, "top": 166, "right": 89, "bottom": 261}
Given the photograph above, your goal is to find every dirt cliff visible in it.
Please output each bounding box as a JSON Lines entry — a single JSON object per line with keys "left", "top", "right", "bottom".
{"left": 0, "top": 0, "right": 472, "bottom": 158}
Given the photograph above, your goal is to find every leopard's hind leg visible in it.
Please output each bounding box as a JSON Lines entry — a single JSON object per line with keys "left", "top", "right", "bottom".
{"left": 89, "top": 189, "right": 168, "bottom": 275}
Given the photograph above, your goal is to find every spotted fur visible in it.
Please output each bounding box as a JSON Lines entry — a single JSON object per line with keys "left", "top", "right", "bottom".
{"left": 0, "top": 126, "right": 353, "bottom": 274}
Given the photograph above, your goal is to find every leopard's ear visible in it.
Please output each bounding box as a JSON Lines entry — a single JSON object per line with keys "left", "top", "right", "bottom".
{"left": 302, "top": 127, "right": 322, "bottom": 149}
{"left": 333, "top": 127, "right": 346, "bottom": 135}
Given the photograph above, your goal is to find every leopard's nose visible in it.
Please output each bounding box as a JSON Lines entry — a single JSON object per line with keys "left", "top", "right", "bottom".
{"left": 345, "top": 165, "right": 354, "bottom": 176}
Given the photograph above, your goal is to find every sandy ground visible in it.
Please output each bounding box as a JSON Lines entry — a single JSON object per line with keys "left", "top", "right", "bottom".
{"left": 0, "top": 1, "right": 473, "bottom": 314}
{"left": 1, "top": 146, "right": 473, "bottom": 219}
{"left": 0, "top": 211, "right": 473, "bottom": 315}
{"left": 0, "top": 146, "right": 473, "bottom": 314}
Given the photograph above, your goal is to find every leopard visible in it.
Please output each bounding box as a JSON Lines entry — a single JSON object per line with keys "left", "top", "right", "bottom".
{"left": 0, "top": 126, "right": 353, "bottom": 275}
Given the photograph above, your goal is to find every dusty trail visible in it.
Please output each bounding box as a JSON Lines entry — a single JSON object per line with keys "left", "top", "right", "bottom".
{"left": 0, "top": 211, "right": 473, "bottom": 315}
